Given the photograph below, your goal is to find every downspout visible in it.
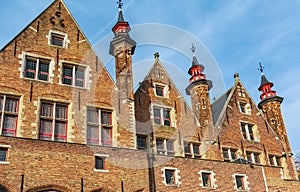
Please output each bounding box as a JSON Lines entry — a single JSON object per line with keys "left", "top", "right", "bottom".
{"left": 261, "top": 166, "right": 269, "bottom": 192}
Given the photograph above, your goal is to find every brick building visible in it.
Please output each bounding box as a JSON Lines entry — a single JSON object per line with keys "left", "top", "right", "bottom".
{"left": 0, "top": 0, "right": 299, "bottom": 191}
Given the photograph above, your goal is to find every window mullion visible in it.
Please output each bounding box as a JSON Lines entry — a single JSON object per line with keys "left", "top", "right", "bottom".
{"left": 72, "top": 66, "right": 76, "bottom": 86}
{"left": 99, "top": 109, "right": 102, "bottom": 145}
{"left": 36, "top": 59, "right": 39, "bottom": 80}
{"left": 52, "top": 102, "right": 56, "bottom": 141}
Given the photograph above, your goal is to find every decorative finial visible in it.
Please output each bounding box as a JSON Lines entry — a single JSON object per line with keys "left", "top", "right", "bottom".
{"left": 258, "top": 62, "right": 264, "bottom": 74}
{"left": 190, "top": 43, "right": 196, "bottom": 56}
{"left": 154, "top": 52, "right": 159, "bottom": 59}
{"left": 117, "top": 0, "right": 123, "bottom": 10}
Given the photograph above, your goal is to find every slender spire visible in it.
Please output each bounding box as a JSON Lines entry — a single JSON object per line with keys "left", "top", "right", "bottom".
{"left": 258, "top": 63, "right": 273, "bottom": 90}
{"left": 117, "top": 0, "right": 125, "bottom": 22}
{"left": 258, "top": 62, "right": 264, "bottom": 74}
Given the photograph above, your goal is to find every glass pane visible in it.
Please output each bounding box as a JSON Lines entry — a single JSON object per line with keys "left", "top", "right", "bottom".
{"left": 75, "top": 79, "right": 84, "bottom": 87}
{"left": 38, "top": 61, "right": 49, "bottom": 81}
{"left": 75, "top": 67, "right": 85, "bottom": 79}
{"left": 153, "top": 108, "right": 161, "bottom": 124}
{"left": 137, "top": 136, "right": 146, "bottom": 148}
{"left": 41, "top": 103, "right": 53, "bottom": 117}
{"left": 166, "top": 140, "right": 173, "bottom": 152}
{"left": 3, "top": 116, "right": 17, "bottom": 130}
{"left": 101, "top": 111, "right": 111, "bottom": 125}
{"left": 40, "top": 120, "right": 53, "bottom": 134}
{"left": 5, "top": 98, "right": 18, "bottom": 112}
{"left": 0, "top": 148, "right": 7, "bottom": 161}
{"left": 246, "top": 153, "right": 251, "bottom": 162}
{"left": 155, "top": 86, "right": 164, "bottom": 96}
{"left": 87, "top": 109, "right": 98, "bottom": 124}
{"left": 231, "top": 150, "right": 236, "bottom": 159}
{"left": 95, "top": 157, "right": 104, "bottom": 169}
{"left": 163, "top": 109, "right": 170, "bottom": 126}
{"left": 156, "top": 139, "right": 164, "bottom": 150}
{"left": 276, "top": 157, "right": 281, "bottom": 166}
{"left": 193, "top": 144, "right": 200, "bottom": 155}
{"left": 236, "top": 176, "right": 244, "bottom": 190}
{"left": 269, "top": 156, "right": 274, "bottom": 165}
{"left": 54, "top": 122, "right": 66, "bottom": 136}
{"left": 222, "top": 149, "right": 229, "bottom": 159}
{"left": 241, "top": 124, "right": 247, "bottom": 139}
{"left": 202, "top": 173, "right": 211, "bottom": 187}
{"left": 51, "top": 34, "right": 64, "bottom": 46}
{"left": 165, "top": 170, "right": 175, "bottom": 184}
{"left": 87, "top": 126, "right": 99, "bottom": 145}
{"left": 63, "top": 66, "right": 73, "bottom": 85}
{"left": 56, "top": 105, "right": 67, "bottom": 119}
{"left": 101, "top": 127, "right": 111, "bottom": 141}
{"left": 25, "top": 59, "right": 36, "bottom": 78}
{"left": 254, "top": 154, "right": 260, "bottom": 163}
{"left": 184, "top": 143, "right": 190, "bottom": 153}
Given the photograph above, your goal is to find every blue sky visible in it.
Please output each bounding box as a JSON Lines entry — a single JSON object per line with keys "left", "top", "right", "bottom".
{"left": 0, "top": 0, "right": 299, "bottom": 154}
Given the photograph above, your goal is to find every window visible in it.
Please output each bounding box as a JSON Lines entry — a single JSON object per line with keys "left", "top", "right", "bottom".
{"left": 48, "top": 30, "right": 68, "bottom": 48}
{"left": 39, "top": 102, "right": 68, "bottom": 142}
{"left": 269, "top": 155, "right": 281, "bottom": 166}
{"left": 0, "top": 148, "right": 8, "bottom": 162}
{"left": 222, "top": 148, "right": 237, "bottom": 161}
{"left": 165, "top": 169, "right": 176, "bottom": 185}
{"left": 162, "top": 168, "right": 180, "bottom": 186}
{"left": 155, "top": 85, "right": 165, "bottom": 97}
{"left": 153, "top": 107, "right": 171, "bottom": 126}
{"left": 24, "top": 56, "right": 50, "bottom": 81}
{"left": 87, "top": 108, "right": 112, "bottom": 146}
{"left": 233, "top": 174, "right": 249, "bottom": 191}
{"left": 0, "top": 96, "right": 19, "bottom": 136}
{"left": 246, "top": 151, "right": 260, "bottom": 164}
{"left": 202, "top": 172, "right": 212, "bottom": 188}
{"left": 62, "top": 63, "right": 86, "bottom": 88}
{"left": 185, "top": 142, "right": 200, "bottom": 157}
{"left": 235, "top": 175, "right": 245, "bottom": 190}
{"left": 241, "top": 123, "right": 255, "bottom": 141}
{"left": 156, "top": 139, "right": 174, "bottom": 156}
{"left": 240, "top": 102, "right": 246, "bottom": 113}
{"left": 137, "top": 135, "right": 147, "bottom": 149}
{"left": 94, "top": 154, "right": 109, "bottom": 172}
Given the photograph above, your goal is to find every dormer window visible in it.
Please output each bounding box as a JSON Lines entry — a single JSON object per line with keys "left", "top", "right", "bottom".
{"left": 47, "top": 30, "right": 69, "bottom": 48}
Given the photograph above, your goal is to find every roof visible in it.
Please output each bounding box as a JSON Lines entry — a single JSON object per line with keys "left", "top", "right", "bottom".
{"left": 232, "top": 157, "right": 253, "bottom": 164}
{"left": 211, "top": 87, "right": 233, "bottom": 125}
{"left": 259, "top": 74, "right": 274, "bottom": 90}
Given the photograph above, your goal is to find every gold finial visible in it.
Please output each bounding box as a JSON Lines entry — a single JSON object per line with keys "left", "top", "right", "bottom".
{"left": 234, "top": 73, "right": 240, "bottom": 83}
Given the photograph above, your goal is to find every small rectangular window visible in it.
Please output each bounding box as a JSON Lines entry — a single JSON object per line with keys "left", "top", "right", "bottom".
{"left": 95, "top": 156, "right": 105, "bottom": 170}
{"left": 0, "top": 148, "right": 8, "bottom": 162}
{"left": 165, "top": 169, "right": 176, "bottom": 185}
{"left": 156, "top": 139, "right": 164, "bottom": 153}
{"left": 51, "top": 33, "right": 64, "bottom": 47}
{"left": 235, "top": 175, "right": 245, "bottom": 190}
{"left": 166, "top": 140, "right": 174, "bottom": 154}
{"left": 231, "top": 150, "right": 237, "bottom": 160}
{"left": 239, "top": 102, "right": 246, "bottom": 113}
{"left": 202, "top": 172, "right": 212, "bottom": 188}
{"left": 193, "top": 144, "right": 200, "bottom": 155}
{"left": 137, "top": 135, "right": 147, "bottom": 149}
{"left": 241, "top": 122, "right": 256, "bottom": 141}
{"left": 248, "top": 125, "right": 254, "bottom": 141}
{"left": 155, "top": 85, "right": 164, "bottom": 97}
{"left": 246, "top": 152, "right": 252, "bottom": 162}
{"left": 269, "top": 155, "right": 275, "bottom": 166}
{"left": 253, "top": 153, "right": 260, "bottom": 164}
{"left": 241, "top": 124, "right": 247, "bottom": 140}
{"left": 153, "top": 108, "right": 161, "bottom": 125}
{"left": 276, "top": 157, "right": 281, "bottom": 166}
{"left": 163, "top": 109, "right": 171, "bottom": 126}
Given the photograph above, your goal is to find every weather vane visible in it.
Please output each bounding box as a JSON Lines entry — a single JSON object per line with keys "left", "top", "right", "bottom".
{"left": 190, "top": 43, "right": 196, "bottom": 56}
{"left": 117, "top": 0, "right": 123, "bottom": 10}
{"left": 258, "top": 62, "right": 265, "bottom": 73}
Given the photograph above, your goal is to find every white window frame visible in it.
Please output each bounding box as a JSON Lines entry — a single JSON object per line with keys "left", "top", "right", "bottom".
{"left": 47, "top": 30, "right": 69, "bottom": 48}
{"left": 184, "top": 142, "right": 201, "bottom": 158}
{"left": 233, "top": 174, "right": 250, "bottom": 191}
{"left": 222, "top": 147, "right": 237, "bottom": 161}
{"left": 152, "top": 105, "right": 172, "bottom": 126}
{"left": 153, "top": 83, "right": 168, "bottom": 97}
{"left": 94, "top": 154, "right": 109, "bottom": 172}
{"left": 161, "top": 167, "right": 181, "bottom": 186}
{"left": 0, "top": 95, "right": 19, "bottom": 137}
{"left": 240, "top": 122, "right": 256, "bottom": 141}
{"left": 156, "top": 138, "right": 174, "bottom": 156}
{"left": 198, "top": 170, "right": 217, "bottom": 189}
{"left": 246, "top": 151, "right": 261, "bottom": 164}
{"left": 59, "top": 60, "right": 89, "bottom": 89}
{"left": 0, "top": 144, "right": 11, "bottom": 165}
{"left": 268, "top": 154, "right": 281, "bottom": 166}
{"left": 20, "top": 52, "right": 54, "bottom": 83}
